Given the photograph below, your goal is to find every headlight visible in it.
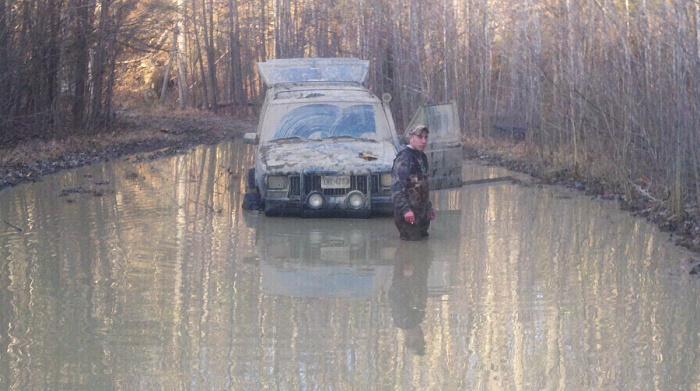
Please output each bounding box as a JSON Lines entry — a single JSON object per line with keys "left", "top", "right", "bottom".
{"left": 346, "top": 191, "right": 365, "bottom": 209}
{"left": 309, "top": 231, "right": 324, "bottom": 244}
{"left": 306, "top": 192, "right": 325, "bottom": 209}
{"left": 380, "top": 173, "right": 392, "bottom": 187}
{"left": 267, "top": 175, "right": 287, "bottom": 189}
{"left": 349, "top": 231, "right": 364, "bottom": 246}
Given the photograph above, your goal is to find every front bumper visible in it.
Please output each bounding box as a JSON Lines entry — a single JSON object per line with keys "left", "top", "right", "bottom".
{"left": 262, "top": 172, "right": 393, "bottom": 218}
{"left": 264, "top": 195, "right": 392, "bottom": 218}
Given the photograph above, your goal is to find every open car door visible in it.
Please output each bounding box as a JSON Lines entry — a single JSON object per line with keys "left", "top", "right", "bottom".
{"left": 405, "top": 101, "right": 463, "bottom": 190}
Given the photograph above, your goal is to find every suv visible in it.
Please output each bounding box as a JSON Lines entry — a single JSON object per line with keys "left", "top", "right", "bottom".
{"left": 243, "top": 58, "right": 462, "bottom": 217}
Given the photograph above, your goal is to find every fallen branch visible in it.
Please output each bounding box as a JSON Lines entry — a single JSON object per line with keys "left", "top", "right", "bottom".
{"left": 462, "top": 176, "right": 517, "bottom": 186}
{"left": 3, "top": 220, "right": 23, "bottom": 232}
{"left": 628, "top": 179, "right": 659, "bottom": 202}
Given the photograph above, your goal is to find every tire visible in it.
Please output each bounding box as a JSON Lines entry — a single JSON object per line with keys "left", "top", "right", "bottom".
{"left": 246, "top": 168, "right": 256, "bottom": 191}
{"left": 242, "top": 190, "right": 263, "bottom": 211}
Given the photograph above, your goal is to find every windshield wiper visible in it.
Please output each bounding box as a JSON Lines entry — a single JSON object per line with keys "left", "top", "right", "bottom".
{"left": 327, "top": 134, "right": 378, "bottom": 142}
{"left": 274, "top": 136, "right": 305, "bottom": 142}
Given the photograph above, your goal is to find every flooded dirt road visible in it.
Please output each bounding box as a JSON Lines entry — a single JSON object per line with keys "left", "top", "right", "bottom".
{"left": 1, "top": 140, "right": 699, "bottom": 390}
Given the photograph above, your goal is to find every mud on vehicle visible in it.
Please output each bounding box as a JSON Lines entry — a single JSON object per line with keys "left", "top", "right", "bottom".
{"left": 243, "top": 58, "right": 462, "bottom": 217}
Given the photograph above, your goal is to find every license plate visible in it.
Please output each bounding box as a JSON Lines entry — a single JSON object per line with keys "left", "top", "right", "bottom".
{"left": 321, "top": 175, "right": 351, "bottom": 189}
{"left": 320, "top": 247, "right": 350, "bottom": 260}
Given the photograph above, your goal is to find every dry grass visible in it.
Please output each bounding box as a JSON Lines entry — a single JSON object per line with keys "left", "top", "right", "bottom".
{"left": 462, "top": 134, "right": 700, "bottom": 253}
{"left": 0, "top": 107, "right": 254, "bottom": 191}
{"left": 0, "top": 107, "right": 252, "bottom": 168}
{"left": 0, "top": 129, "right": 168, "bottom": 166}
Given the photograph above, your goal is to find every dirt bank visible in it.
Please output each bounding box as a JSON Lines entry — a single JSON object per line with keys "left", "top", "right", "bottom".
{"left": 463, "top": 141, "right": 700, "bottom": 255}
{"left": 0, "top": 108, "right": 254, "bottom": 191}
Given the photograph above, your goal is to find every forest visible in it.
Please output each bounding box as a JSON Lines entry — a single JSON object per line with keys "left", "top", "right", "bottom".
{"left": 1, "top": 0, "right": 699, "bottom": 226}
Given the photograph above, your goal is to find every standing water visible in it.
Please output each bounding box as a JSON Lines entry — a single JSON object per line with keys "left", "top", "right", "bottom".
{"left": 0, "top": 140, "right": 698, "bottom": 390}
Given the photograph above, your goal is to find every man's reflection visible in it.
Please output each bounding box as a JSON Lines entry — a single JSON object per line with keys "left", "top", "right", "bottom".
{"left": 389, "top": 241, "right": 432, "bottom": 356}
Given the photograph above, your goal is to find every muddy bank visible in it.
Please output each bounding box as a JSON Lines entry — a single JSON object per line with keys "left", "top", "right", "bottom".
{"left": 463, "top": 145, "right": 700, "bottom": 255}
{"left": 0, "top": 108, "right": 254, "bottom": 191}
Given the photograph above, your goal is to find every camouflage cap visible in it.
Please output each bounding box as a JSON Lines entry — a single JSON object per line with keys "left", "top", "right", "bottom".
{"left": 408, "top": 124, "right": 429, "bottom": 136}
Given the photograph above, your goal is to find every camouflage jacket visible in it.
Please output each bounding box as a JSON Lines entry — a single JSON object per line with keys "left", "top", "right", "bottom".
{"left": 391, "top": 146, "right": 433, "bottom": 215}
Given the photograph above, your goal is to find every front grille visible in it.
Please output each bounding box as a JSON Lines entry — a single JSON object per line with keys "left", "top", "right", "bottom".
{"left": 350, "top": 175, "right": 368, "bottom": 194}
{"left": 289, "top": 176, "right": 301, "bottom": 196}
{"left": 370, "top": 174, "right": 380, "bottom": 194}
{"left": 304, "top": 176, "right": 321, "bottom": 195}
{"left": 303, "top": 174, "right": 369, "bottom": 196}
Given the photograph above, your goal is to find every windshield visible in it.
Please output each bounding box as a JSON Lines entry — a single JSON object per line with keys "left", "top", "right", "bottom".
{"left": 264, "top": 103, "right": 389, "bottom": 142}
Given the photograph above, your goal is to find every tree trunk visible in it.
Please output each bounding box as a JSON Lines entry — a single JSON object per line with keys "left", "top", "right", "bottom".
{"left": 0, "top": 0, "right": 7, "bottom": 127}
{"left": 205, "top": 0, "right": 218, "bottom": 112}
{"left": 72, "top": 0, "right": 92, "bottom": 129}
{"left": 175, "top": 22, "right": 191, "bottom": 107}
{"left": 160, "top": 43, "right": 174, "bottom": 102}
{"left": 191, "top": 0, "right": 209, "bottom": 108}
{"left": 259, "top": 0, "right": 267, "bottom": 62}
{"left": 228, "top": 0, "right": 245, "bottom": 114}
{"left": 86, "top": 0, "right": 113, "bottom": 132}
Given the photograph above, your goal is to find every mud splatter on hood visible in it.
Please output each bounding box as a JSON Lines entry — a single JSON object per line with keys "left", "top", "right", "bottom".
{"left": 260, "top": 139, "right": 396, "bottom": 173}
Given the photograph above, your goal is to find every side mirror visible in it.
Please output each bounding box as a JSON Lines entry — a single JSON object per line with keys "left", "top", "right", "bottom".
{"left": 243, "top": 133, "right": 259, "bottom": 145}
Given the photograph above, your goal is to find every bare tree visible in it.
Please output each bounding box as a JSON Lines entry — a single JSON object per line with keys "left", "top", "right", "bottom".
{"left": 2, "top": 0, "right": 698, "bottom": 221}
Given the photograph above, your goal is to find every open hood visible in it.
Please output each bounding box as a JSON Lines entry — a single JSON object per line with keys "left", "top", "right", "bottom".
{"left": 259, "top": 139, "right": 396, "bottom": 174}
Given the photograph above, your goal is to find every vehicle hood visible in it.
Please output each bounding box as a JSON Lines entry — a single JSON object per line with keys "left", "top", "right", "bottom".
{"left": 259, "top": 139, "right": 396, "bottom": 173}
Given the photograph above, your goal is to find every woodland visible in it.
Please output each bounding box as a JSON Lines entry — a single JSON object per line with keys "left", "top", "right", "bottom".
{"left": 0, "top": 0, "right": 699, "bottom": 237}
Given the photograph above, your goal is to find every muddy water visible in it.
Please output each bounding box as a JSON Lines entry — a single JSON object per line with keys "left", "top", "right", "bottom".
{"left": 0, "top": 140, "right": 699, "bottom": 390}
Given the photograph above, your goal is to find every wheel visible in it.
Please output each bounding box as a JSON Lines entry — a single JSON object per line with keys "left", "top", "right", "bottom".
{"left": 242, "top": 190, "right": 264, "bottom": 211}
{"left": 246, "top": 168, "right": 256, "bottom": 191}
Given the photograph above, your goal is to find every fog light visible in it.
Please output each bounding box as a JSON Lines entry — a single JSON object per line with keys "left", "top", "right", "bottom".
{"left": 349, "top": 230, "right": 364, "bottom": 246}
{"left": 306, "top": 192, "right": 325, "bottom": 209}
{"left": 346, "top": 191, "right": 365, "bottom": 209}
{"left": 309, "top": 231, "right": 323, "bottom": 244}
{"left": 380, "top": 173, "right": 392, "bottom": 187}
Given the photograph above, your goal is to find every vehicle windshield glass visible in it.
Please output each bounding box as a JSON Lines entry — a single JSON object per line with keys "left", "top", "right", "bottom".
{"left": 265, "top": 103, "right": 386, "bottom": 142}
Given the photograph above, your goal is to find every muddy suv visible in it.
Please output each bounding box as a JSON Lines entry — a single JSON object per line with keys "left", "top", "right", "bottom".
{"left": 243, "top": 58, "right": 462, "bottom": 217}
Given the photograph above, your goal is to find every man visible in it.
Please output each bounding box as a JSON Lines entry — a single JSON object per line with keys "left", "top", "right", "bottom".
{"left": 391, "top": 124, "right": 436, "bottom": 240}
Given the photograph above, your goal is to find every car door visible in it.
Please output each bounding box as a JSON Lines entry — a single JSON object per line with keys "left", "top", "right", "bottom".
{"left": 404, "top": 101, "right": 463, "bottom": 190}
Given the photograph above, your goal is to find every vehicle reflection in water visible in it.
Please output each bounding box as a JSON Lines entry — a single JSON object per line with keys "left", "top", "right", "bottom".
{"left": 251, "top": 217, "right": 397, "bottom": 298}
{"left": 248, "top": 198, "right": 461, "bottom": 290}
{"left": 248, "top": 206, "right": 462, "bottom": 358}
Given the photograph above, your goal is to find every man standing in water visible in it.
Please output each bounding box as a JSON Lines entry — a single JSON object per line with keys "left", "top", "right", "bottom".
{"left": 391, "top": 125, "right": 436, "bottom": 240}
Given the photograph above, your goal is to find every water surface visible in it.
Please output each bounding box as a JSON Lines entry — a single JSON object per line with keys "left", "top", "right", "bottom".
{"left": 1, "top": 141, "right": 698, "bottom": 390}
